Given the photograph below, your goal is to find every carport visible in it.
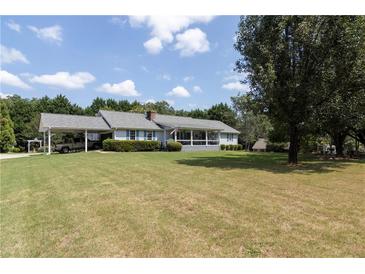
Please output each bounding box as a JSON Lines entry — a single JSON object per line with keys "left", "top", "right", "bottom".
{"left": 39, "top": 113, "right": 111, "bottom": 154}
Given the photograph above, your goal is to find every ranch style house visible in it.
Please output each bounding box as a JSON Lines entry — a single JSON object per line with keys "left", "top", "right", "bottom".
{"left": 39, "top": 110, "right": 239, "bottom": 154}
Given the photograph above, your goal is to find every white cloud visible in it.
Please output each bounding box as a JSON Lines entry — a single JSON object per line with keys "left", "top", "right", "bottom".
{"left": 1, "top": 45, "right": 29, "bottom": 64}
{"left": 143, "top": 37, "right": 163, "bottom": 55}
{"left": 109, "top": 16, "right": 127, "bottom": 27}
{"left": 222, "top": 81, "right": 247, "bottom": 92}
{"left": 166, "top": 86, "right": 191, "bottom": 98}
{"left": 174, "top": 28, "right": 210, "bottom": 57}
{"left": 141, "top": 66, "right": 149, "bottom": 73}
{"left": 164, "top": 99, "right": 175, "bottom": 106}
{"left": 7, "top": 20, "right": 21, "bottom": 32}
{"left": 113, "top": 67, "right": 125, "bottom": 72}
{"left": 30, "top": 72, "right": 95, "bottom": 89}
{"left": 188, "top": 103, "right": 198, "bottom": 109}
{"left": 129, "top": 16, "right": 214, "bottom": 55}
{"left": 193, "top": 85, "right": 203, "bottom": 93}
{"left": 183, "top": 76, "right": 194, "bottom": 82}
{"left": 145, "top": 99, "right": 156, "bottom": 104}
{"left": 28, "top": 25, "right": 63, "bottom": 44}
{"left": 0, "top": 92, "right": 14, "bottom": 99}
{"left": 0, "top": 70, "right": 31, "bottom": 90}
{"left": 98, "top": 80, "right": 141, "bottom": 96}
{"left": 161, "top": 74, "right": 171, "bottom": 81}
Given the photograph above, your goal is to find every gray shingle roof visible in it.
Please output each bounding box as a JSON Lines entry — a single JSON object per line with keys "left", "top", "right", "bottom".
{"left": 39, "top": 113, "right": 110, "bottom": 132}
{"left": 153, "top": 114, "right": 240, "bottom": 133}
{"left": 98, "top": 110, "right": 162, "bottom": 130}
{"left": 252, "top": 138, "right": 267, "bottom": 150}
{"left": 38, "top": 111, "right": 240, "bottom": 134}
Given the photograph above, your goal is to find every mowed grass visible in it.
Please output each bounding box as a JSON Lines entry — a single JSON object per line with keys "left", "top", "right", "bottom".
{"left": 0, "top": 151, "right": 364, "bottom": 257}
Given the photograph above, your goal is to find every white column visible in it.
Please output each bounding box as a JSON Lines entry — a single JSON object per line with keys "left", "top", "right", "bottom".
{"left": 190, "top": 130, "right": 193, "bottom": 146}
{"left": 205, "top": 130, "right": 208, "bottom": 146}
{"left": 48, "top": 128, "right": 51, "bottom": 155}
{"left": 174, "top": 129, "right": 177, "bottom": 142}
{"left": 85, "top": 129, "right": 88, "bottom": 152}
{"left": 28, "top": 141, "right": 30, "bottom": 153}
{"left": 43, "top": 131, "right": 46, "bottom": 153}
{"left": 163, "top": 129, "right": 166, "bottom": 146}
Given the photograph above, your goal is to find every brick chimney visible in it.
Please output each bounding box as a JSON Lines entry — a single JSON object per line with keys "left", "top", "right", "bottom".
{"left": 147, "top": 111, "right": 157, "bottom": 121}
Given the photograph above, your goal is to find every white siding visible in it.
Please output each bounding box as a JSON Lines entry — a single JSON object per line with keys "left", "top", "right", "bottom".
{"left": 113, "top": 129, "right": 163, "bottom": 141}
{"left": 219, "top": 133, "right": 238, "bottom": 145}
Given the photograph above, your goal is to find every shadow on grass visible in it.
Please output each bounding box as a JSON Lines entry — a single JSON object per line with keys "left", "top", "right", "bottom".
{"left": 176, "top": 152, "right": 364, "bottom": 174}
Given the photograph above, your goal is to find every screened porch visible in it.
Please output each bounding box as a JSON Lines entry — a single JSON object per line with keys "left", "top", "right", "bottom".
{"left": 170, "top": 129, "right": 220, "bottom": 146}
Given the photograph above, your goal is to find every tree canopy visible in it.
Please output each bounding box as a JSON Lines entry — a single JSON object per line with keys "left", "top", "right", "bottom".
{"left": 234, "top": 16, "right": 365, "bottom": 163}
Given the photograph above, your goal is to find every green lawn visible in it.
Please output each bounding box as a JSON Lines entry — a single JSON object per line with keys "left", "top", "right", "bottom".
{"left": 1, "top": 151, "right": 364, "bottom": 257}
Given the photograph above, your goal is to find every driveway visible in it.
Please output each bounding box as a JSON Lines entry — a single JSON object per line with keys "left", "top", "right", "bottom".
{"left": 0, "top": 153, "right": 42, "bottom": 160}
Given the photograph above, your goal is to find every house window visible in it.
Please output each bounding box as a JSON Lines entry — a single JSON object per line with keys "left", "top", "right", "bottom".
{"left": 129, "top": 130, "right": 136, "bottom": 140}
{"left": 227, "top": 133, "right": 233, "bottom": 142}
{"left": 146, "top": 131, "right": 153, "bottom": 140}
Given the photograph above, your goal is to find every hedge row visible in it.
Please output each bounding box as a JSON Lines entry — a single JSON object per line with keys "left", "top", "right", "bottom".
{"left": 266, "top": 142, "right": 288, "bottom": 152}
{"left": 103, "top": 139, "right": 160, "bottom": 152}
{"left": 220, "top": 144, "right": 243, "bottom": 151}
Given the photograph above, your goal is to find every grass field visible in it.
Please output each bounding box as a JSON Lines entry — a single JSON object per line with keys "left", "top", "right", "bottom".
{"left": 1, "top": 151, "right": 364, "bottom": 257}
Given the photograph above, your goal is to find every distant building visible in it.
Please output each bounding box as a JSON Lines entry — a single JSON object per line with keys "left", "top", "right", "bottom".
{"left": 252, "top": 138, "right": 267, "bottom": 151}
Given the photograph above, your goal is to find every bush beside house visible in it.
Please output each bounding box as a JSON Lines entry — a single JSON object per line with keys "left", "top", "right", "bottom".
{"left": 220, "top": 144, "right": 243, "bottom": 151}
{"left": 103, "top": 139, "right": 160, "bottom": 152}
{"left": 166, "top": 141, "right": 182, "bottom": 151}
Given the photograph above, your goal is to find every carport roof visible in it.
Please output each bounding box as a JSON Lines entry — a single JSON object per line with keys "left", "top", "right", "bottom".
{"left": 39, "top": 113, "right": 111, "bottom": 132}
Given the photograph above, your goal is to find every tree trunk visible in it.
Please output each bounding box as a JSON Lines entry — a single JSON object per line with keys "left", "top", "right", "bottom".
{"left": 288, "top": 125, "right": 299, "bottom": 164}
{"left": 332, "top": 132, "right": 346, "bottom": 156}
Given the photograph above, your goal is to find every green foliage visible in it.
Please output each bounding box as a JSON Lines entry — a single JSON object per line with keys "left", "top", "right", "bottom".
{"left": 232, "top": 95, "right": 272, "bottom": 147}
{"left": 102, "top": 139, "right": 160, "bottom": 152}
{"left": 9, "top": 147, "right": 20, "bottom": 153}
{"left": 224, "top": 144, "right": 241, "bottom": 151}
{"left": 266, "top": 142, "right": 288, "bottom": 153}
{"left": 166, "top": 141, "right": 182, "bottom": 152}
{"left": 220, "top": 144, "right": 226, "bottom": 150}
{"left": 0, "top": 100, "right": 16, "bottom": 153}
{"left": 207, "top": 103, "right": 237, "bottom": 128}
{"left": 234, "top": 16, "right": 365, "bottom": 163}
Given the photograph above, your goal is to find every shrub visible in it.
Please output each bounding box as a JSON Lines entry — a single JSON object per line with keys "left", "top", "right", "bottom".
{"left": 10, "top": 147, "right": 20, "bottom": 153}
{"left": 102, "top": 139, "right": 160, "bottom": 152}
{"left": 266, "top": 142, "right": 287, "bottom": 152}
{"left": 167, "top": 141, "right": 182, "bottom": 152}
{"left": 237, "top": 144, "right": 243, "bottom": 150}
{"left": 220, "top": 144, "right": 226, "bottom": 150}
{"left": 228, "top": 144, "right": 234, "bottom": 151}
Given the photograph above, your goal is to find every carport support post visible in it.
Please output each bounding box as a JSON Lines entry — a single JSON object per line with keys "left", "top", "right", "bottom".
{"left": 43, "top": 131, "right": 46, "bottom": 153}
{"left": 205, "top": 130, "right": 208, "bottom": 146}
{"left": 47, "top": 128, "right": 51, "bottom": 155}
{"left": 190, "top": 130, "right": 193, "bottom": 146}
{"left": 85, "top": 129, "right": 88, "bottom": 152}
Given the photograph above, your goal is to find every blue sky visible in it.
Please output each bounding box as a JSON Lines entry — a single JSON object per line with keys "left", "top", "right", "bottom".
{"left": 1, "top": 16, "right": 247, "bottom": 110}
